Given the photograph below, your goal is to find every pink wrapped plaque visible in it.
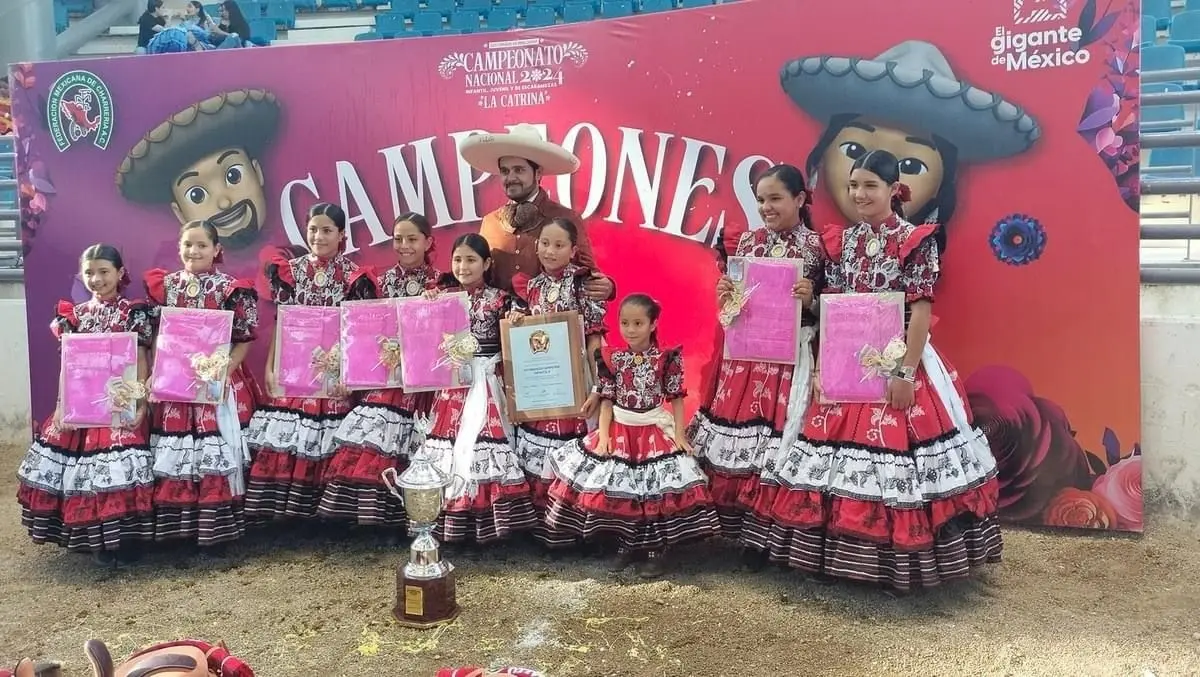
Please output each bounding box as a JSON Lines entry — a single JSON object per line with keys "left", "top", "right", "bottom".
{"left": 722, "top": 256, "right": 804, "bottom": 364}
{"left": 274, "top": 305, "right": 342, "bottom": 398}
{"left": 59, "top": 332, "right": 143, "bottom": 428}
{"left": 396, "top": 292, "right": 473, "bottom": 392}
{"left": 150, "top": 307, "right": 234, "bottom": 404}
{"left": 818, "top": 292, "right": 906, "bottom": 403}
{"left": 340, "top": 299, "right": 403, "bottom": 391}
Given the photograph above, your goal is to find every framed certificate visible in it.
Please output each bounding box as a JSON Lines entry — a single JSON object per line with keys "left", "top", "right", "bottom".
{"left": 818, "top": 292, "right": 906, "bottom": 403}
{"left": 722, "top": 256, "right": 804, "bottom": 364}
{"left": 501, "top": 310, "right": 589, "bottom": 423}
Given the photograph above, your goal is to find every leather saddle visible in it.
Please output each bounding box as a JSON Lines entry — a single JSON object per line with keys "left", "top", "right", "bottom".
{"left": 0, "top": 660, "right": 60, "bottom": 677}
{"left": 3, "top": 640, "right": 252, "bottom": 677}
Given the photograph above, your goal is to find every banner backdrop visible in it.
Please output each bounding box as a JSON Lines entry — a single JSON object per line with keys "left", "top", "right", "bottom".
{"left": 8, "top": 0, "right": 1142, "bottom": 531}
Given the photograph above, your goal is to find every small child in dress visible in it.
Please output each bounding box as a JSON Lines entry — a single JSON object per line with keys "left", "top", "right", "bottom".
{"left": 17, "top": 244, "right": 155, "bottom": 566}
{"left": 421, "top": 233, "right": 536, "bottom": 545}
{"left": 544, "top": 294, "right": 719, "bottom": 578}
{"left": 245, "top": 202, "right": 376, "bottom": 522}
{"left": 507, "top": 217, "right": 607, "bottom": 550}
{"left": 319, "top": 212, "right": 440, "bottom": 529}
{"left": 144, "top": 222, "right": 261, "bottom": 556}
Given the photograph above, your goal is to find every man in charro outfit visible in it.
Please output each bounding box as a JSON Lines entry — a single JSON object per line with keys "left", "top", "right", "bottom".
{"left": 459, "top": 124, "right": 614, "bottom": 301}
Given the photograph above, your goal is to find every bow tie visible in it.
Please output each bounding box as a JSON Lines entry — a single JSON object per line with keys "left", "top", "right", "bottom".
{"left": 500, "top": 201, "right": 542, "bottom": 234}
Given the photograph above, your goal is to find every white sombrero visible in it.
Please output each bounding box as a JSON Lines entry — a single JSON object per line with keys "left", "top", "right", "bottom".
{"left": 459, "top": 123, "right": 581, "bottom": 176}
{"left": 781, "top": 40, "right": 1040, "bottom": 162}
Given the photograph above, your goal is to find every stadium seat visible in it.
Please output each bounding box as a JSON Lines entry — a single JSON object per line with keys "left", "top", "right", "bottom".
{"left": 1145, "top": 147, "right": 1194, "bottom": 175}
{"left": 1143, "top": 14, "right": 1158, "bottom": 47}
{"left": 264, "top": 0, "right": 295, "bottom": 28}
{"left": 53, "top": 1, "right": 70, "bottom": 33}
{"left": 236, "top": 0, "right": 262, "bottom": 17}
{"left": 486, "top": 7, "right": 518, "bottom": 29}
{"left": 1142, "top": 83, "right": 1186, "bottom": 133}
{"left": 451, "top": 10, "right": 481, "bottom": 31}
{"left": 321, "top": 0, "right": 359, "bottom": 9}
{"left": 292, "top": 0, "right": 316, "bottom": 10}
{"left": 1143, "top": 44, "right": 1186, "bottom": 71}
{"left": 1169, "top": 11, "right": 1200, "bottom": 52}
{"left": 637, "top": 0, "right": 671, "bottom": 12}
{"left": 359, "top": 0, "right": 388, "bottom": 6}
{"left": 374, "top": 11, "right": 406, "bottom": 37}
{"left": 354, "top": 30, "right": 381, "bottom": 39}
{"left": 562, "top": 1, "right": 593, "bottom": 22}
{"left": 247, "top": 17, "right": 277, "bottom": 43}
{"left": 680, "top": 0, "right": 713, "bottom": 6}
{"left": 1188, "top": 0, "right": 1200, "bottom": 12}
{"left": 204, "top": 4, "right": 221, "bottom": 18}
{"left": 1145, "top": 0, "right": 1172, "bottom": 30}
{"left": 424, "top": 0, "right": 455, "bottom": 15}
{"left": 495, "top": 0, "right": 527, "bottom": 12}
{"left": 412, "top": 10, "right": 444, "bottom": 34}
{"left": 62, "top": 0, "right": 93, "bottom": 14}
{"left": 386, "top": 0, "right": 417, "bottom": 16}
{"left": 601, "top": 0, "right": 632, "bottom": 17}
{"left": 528, "top": 0, "right": 563, "bottom": 10}
{"left": 524, "top": 4, "right": 555, "bottom": 26}
{"left": 460, "top": 0, "right": 492, "bottom": 12}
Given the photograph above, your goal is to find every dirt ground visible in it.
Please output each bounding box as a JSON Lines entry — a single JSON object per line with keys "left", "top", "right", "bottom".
{"left": 2, "top": 443, "right": 1199, "bottom": 677}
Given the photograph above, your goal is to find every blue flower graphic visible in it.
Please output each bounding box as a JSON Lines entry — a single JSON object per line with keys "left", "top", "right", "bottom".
{"left": 989, "top": 214, "right": 1046, "bottom": 266}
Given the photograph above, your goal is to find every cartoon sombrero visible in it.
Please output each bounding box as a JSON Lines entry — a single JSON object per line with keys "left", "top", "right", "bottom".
{"left": 115, "top": 89, "right": 281, "bottom": 203}
{"left": 459, "top": 123, "right": 580, "bottom": 176}
{"left": 781, "top": 40, "right": 1040, "bottom": 162}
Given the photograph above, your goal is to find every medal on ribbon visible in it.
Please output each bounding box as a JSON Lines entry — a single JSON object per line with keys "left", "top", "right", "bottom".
{"left": 314, "top": 269, "right": 329, "bottom": 287}
{"left": 404, "top": 278, "right": 422, "bottom": 296}
{"left": 769, "top": 243, "right": 786, "bottom": 257}
{"left": 184, "top": 276, "right": 201, "bottom": 299}
{"left": 545, "top": 282, "right": 561, "bottom": 304}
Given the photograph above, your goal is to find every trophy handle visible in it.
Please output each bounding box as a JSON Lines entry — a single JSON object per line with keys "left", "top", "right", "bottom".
{"left": 380, "top": 467, "right": 404, "bottom": 503}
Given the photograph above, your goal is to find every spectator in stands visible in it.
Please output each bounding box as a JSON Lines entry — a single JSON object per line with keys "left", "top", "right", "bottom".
{"left": 136, "top": 0, "right": 168, "bottom": 55}
{"left": 183, "top": 1, "right": 217, "bottom": 31}
{"left": 208, "top": 0, "right": 253, "bottom": 48}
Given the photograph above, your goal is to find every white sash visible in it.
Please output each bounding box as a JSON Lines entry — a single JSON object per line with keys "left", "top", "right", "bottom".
{"left": 214, "top": 383, "right": 248, "bottom": 497}
{"left": 449, "top": 354, "right": 506, "bottom": 500}
{"left": 778, "top": 326, "right": 816, "bottom": 452}
{"left": 612, "top": 404, "right": 676, "bottom": 443}
{"left": 919, "top": 336, "right": 972, "bottom": 432}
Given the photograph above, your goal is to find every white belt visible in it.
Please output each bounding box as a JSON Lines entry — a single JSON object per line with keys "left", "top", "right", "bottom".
{"left": 612, "top": 404, "right": 676, "bottom": 443}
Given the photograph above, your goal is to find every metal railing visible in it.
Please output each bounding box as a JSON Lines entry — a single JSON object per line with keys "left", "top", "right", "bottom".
{"left": 0, "top": 135, "right": 21, "bottom": 282}
{"left": 1141, "top": 63, "right": 1200, "bottom": 283}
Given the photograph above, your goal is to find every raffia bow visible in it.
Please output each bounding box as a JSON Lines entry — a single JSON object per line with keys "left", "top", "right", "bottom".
{"left": 858, "top": 337, "right": 907, "bottom": 381}
{"left": 436, "top": 331, "right": 479, "bottom": 368}
{"left": 188, "top": 349, "right": 231, "bottom": 401}
{"left": 91, "top": 377, "right": 146, "bottom": 425}
{"left": 310, "top": 345, "right": 342, "bottom": 387}
{"left": 717, "top": 283, "right": 759, "bottom": 328}
{"left": 376, "top": 336, "right": 403, "bottom": 378}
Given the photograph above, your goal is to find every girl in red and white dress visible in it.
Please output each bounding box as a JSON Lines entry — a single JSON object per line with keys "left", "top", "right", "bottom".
{"left": 245, "top": 202, "right": 376, "bottom": 521}
{"left": 508, "top": 217, "right": 607, "bottom": 549}
{"left": 545, "top": 294, "right": 719, "bottom": 578}
{"left": 687, "top": 164, "right": 825, "bottom": 566}
{"left": 318, "top": 212, "right": 439, "bottom": 527}
{"left": 422, "top": 233, "right": 535, "bottom": 545}
{"left": 749, "top": 149, "right": 1002, "bottom": 591}
{"left": 144, "top": 222, "right": 260, "bottom": 553}
{"left": 17, "top": 244, "right": 155, "bottom": 565}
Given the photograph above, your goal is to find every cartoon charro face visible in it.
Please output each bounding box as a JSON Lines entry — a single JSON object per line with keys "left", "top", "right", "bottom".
{"left": 782, "top": 40, "right": 1041, "bottom": 250}
{"left": 115, "top": 89, "right": 280, "bottom": 250}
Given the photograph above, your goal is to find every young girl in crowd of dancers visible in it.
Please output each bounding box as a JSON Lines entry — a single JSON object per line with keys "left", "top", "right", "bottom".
{"left": 318, "top": 213, "right": 440, "bottom": 529}
{"left": 507, "top": 217, "right": 607, "bottom": 549}
{"left": 244, "top": 202, "right": 375, "bottom": 522}
{"left": 420, "top": 233, "right": 536, "bottom": 545}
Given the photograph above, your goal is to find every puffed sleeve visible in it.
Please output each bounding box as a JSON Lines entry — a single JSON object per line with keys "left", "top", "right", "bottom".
{"left": 661, "top": 346, "right": 686, "bottom": 400}
{"left": 816, "top": 223, "right": 845, "bottom": 294}
{"left": 571, "top": 270, "right": 607, "bottom": 336}
{"left": 900, "top": 225, "right": 940, "bottom": 303}
{"left": 264, "top": 252, "right": 296, "bottom": 305}
{"left": 143, "top": 268, "right": 168, "bottom": 307}
{"left": 347, "top": 265, "right": 379, "bottom": 301}
{"left": 224, "top": 278, "right": 259, "bottom": 343}
{"left": 595, "top": 347, "right": 617, "bottom": 400}
{"left": 50, "top": 299, "right": 78, "bottom": 340}
{"left": 124, "top": 300, "right": 155, "bottom": 348}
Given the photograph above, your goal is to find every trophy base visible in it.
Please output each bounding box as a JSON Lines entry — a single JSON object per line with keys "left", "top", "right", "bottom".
{"left": 392, "top": 568, "right": 459, "bottom": 629}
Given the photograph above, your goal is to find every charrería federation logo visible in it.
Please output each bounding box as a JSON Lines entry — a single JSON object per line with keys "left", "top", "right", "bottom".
{"left": 47, "top": 69, "right": 115, "bottom": 152}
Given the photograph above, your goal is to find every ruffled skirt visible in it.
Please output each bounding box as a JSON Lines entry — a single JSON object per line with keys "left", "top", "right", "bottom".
{"left": 514, "top": 417, "right": 588, "bottom": 547}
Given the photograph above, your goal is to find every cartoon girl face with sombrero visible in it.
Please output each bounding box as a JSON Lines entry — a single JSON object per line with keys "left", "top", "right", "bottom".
{"left": 115, "top": 88, "right": 281, "bottom": 250}
{"left": 782, "top": 40, "right": 1041, "bottom": 251}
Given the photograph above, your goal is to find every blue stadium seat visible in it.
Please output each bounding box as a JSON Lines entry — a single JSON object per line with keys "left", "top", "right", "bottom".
{"left": 1143, "top": 44, "right": 1186, "bottom": 71}
{"left": 236, "top": 0, "right": 262, "bottom": 17}
{"left": 486, "top": 7, "right": 518, "bottom": 29}
{"left": 62, "top": 0, "right": 93, "bottom": 14}
{"left": 354, "top": 30, "right": 381, "bottom": 39}
{"left": 292, "top": 0, "right": 316, "bottom": 10}
{"left": 321, "top": 0, "right": 359, "bottom": 9}
{"left": 1143, "top": 14, "right": 1158, "bottom": 46}
{"left": 524, "top": 4, "right": 555, "bottom": 26}
{"left": 386, "top": 0, "right": 418, "bottom": 16}
{"left": 53, "top": 1, "right": 70, "bottom": 33}
{"left": 359, "top": 0, "right": 388, "bottom": 6}
{"left": 637, "top": 0, "right": 671, "bottom": 12}
{"left": 1145, "top": 147, "right": 1194, "bottom": 175}
{"left": 0, "top": 138, "right": 14, "bottom": 211}
{"left": 424, "top": 0, "right": 455, "bottom": 15}
{"left": 1145, "top": 0, "right": 1172, "bottom": 30}
{"left": 412, "top": 10, "right": 444, "bottom": 34}
{"left": 460, "top": 0, "right": 492, "bottom": 12}
{"left": 1142, "top": 83, "right": 1186, "bottom": 132}
{"left": 602, "top": 0, "right": 632, "bottom": 17}
{"left": 528, "top": 0, "right": 563, "bottom": 10}
{"left": 247, "top": 17, "right": 277, "bottom": 43}
{"left": 264, "top": 0, "right": 295, "bottom": 28}
{"left": 203, "top": 4, "right": 222, "bottom": 18}
{"left": 374, "top": 11, "right": 406, "bottom": 36}
{"left": 1169, "top": 11, "right": 1200, "bottom": 52}
{"left": 451, "top": 10, "right": 481, "bottom": 31}
{"left": 680, "top": 0, "right": 712, "bottom": 6}
{"left": 562, "top": 1, "right": 593, "bottom": 22}
{"left": 495, "top": 0, "right": 527, "bottom": 12}
{"left": 1188, "top": 0, "right": 1200, "bottom": 12}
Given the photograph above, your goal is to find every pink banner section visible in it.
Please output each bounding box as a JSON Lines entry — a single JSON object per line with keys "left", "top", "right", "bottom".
{"left": 150, "top": 308, "right": 234, "bottom": 404}
{"left": 341, "top": 299, "right": 403, "bottom": 390}
{"left": 275, "top": 305, "right": 342, "bottom": 398}
{"left": 723, "top": 257, "right": 802, "bottom": 364}
{"left": 396, "top": 292, "right": 472, "bottom": 393}
{"left": 59, "top": 332, "right": 140, "bottom": 428}
{"left": 819, "top": 292, "right": 906, "bottom": 403}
